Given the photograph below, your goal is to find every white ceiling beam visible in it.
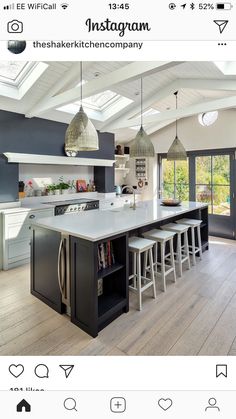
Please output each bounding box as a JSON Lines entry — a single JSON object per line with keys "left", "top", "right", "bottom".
{"left": 110, "top": 94, "right": 236, "bottom": 129}
{"left": 146, "top": 120, "right": 176, "bottom": 136}
{"left": 178, "top": 78, "right": 236, "bottom": 91}
{"left": 100, "top": 79, "right": 179, "bottom": 132}
{"left": 122, "top": 119, "right": 176, "bottom": 144}
{"left": 26, "top": 61, "right": 180, "bottom": 118}
{"left": 102, "top": 77, "right": 236, "bottom": 132}
{"left": 104, "top": 77, "right": 236, "bottom": 132}
{"left": 25, "top": 62, "right": 87, "bottom": 118}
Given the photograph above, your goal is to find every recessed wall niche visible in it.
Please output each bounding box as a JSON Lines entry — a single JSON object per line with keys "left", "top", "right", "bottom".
{"left": 19, "top": 164, "right": 94, "bottom": 191}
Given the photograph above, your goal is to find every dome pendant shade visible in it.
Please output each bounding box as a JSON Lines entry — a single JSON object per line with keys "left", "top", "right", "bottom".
{"left": 64, "top": 105, "right": 99, "bottom": 155}
{"left": 130, "top": 126, "right": 155, "bottom": 158}
{"left": 167, "top": 135, "right": 187, "bottom": 161}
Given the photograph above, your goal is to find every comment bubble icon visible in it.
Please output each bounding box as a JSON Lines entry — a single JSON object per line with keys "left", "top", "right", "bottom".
{"left": 34, "top": 364, "right": 49, "bottom": 379}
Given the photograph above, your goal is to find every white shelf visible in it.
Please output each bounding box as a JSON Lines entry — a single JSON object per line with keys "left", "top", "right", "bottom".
{"left": 115, "top": 154, "right": 130, "bottom": 162}
{"left": 115, "top": 168, "right": 130, "bottom": 173}
{"left": 4, "top": 152, "right": 115, "bottom": 167}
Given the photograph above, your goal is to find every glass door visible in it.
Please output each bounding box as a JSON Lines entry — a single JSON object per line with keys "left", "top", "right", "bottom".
{"left": 161, "top": 158, "right": 189, "bottom": 201}
{"left": 195, "top": 153, "right": 234, "bottom": 239}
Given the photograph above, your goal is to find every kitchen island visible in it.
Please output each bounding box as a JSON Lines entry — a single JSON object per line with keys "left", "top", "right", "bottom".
{"left": 31, "top": 200, "right": 208, "bottom": 337}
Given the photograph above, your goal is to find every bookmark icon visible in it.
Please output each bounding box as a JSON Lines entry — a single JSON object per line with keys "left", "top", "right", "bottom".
{"left": 216, "top": 364, "right": 227, "bottom": 378}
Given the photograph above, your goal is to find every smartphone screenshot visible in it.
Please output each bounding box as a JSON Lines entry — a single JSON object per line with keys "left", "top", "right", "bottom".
{"left": 0, "top": 0, "right": 235, "bottom": 417}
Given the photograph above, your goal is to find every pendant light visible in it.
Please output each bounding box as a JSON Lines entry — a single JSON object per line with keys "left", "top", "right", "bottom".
{"left": 64, "top": 62, "right": 99, "bottom": 156}
{"left": 130, "top": 78, "right": 155, "bottom": 158}
{"left": 167, "top": 91, "right": 187, "bottom": 161}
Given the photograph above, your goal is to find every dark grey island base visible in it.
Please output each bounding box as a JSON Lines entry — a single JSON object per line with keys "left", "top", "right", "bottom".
{"left": 31, "top": 201, "right": 208, "bottom": 338}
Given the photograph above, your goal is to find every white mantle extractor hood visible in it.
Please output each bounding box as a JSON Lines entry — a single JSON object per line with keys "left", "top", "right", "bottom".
{"left": 3, "top": 152, "right": 115, "bottom": 167}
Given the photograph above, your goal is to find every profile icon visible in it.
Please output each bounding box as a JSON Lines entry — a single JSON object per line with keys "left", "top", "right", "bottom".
{"left": 7, "top": 40, "right": 26, "bottom": 54}
{"left": 205, "top": 398, "right": 220, "bottom": 412}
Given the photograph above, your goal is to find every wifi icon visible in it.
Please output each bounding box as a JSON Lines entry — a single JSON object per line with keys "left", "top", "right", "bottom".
{"left": 61, "top": 3, "right": 69, "bottom": 9}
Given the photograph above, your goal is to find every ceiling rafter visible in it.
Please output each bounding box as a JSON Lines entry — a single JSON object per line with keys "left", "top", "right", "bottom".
{"left": 104, "top": 79, "right": 236, "bottom": 131}
{"left": 123, "top": 119, "right": 176, "bottom": 144}
{"left": 100, "top": 80, "right": 179, "bottom": 132}
{"left": 110, "top": 94, "right": 236, "bottom": 130}
{"left": 25, "top": 62, "right": 90, "bottom": 117}
{"left": 178, "top": 78, "right": 236, "bottom": 91}
{"left": 25, "top": 61, "right": 180, "bottom": 118}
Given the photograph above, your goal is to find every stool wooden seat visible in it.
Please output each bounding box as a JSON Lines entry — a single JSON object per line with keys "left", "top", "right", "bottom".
{"left": 161, "top": 223, "right": 191, "bottom": 277}
{"left": 175, "top": 218, "right": 203, "bottom": 265}
{"left": 129, "top": 236, "right": 156, "bottom": 310}
{"left": 143, "top": 229, "right": 176, "bottom": 292}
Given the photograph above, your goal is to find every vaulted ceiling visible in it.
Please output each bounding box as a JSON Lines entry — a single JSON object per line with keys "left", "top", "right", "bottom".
{"left": 0, "top": 60, "right": 236, "bottom": 143}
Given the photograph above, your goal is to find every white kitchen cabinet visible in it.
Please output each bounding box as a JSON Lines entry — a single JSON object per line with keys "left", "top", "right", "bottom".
{"left": 2, "top": 208, "right": 54, "bottom": 270}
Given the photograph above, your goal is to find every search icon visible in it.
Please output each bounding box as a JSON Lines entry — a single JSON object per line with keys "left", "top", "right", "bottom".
{"left": 64, "top": 398, "right": 77, "bottom": 411}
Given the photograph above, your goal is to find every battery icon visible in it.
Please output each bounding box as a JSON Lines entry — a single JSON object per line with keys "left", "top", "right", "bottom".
{"left": 216, "top": 2, "right": 233, "bottom": 9}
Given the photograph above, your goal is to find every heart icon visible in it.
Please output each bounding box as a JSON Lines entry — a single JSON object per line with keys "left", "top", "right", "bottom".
{"left": 9, "top": 364, "right": 24, "bottom": 378}
{"left": 158, "top": 398, "right": 173, "bottom": 411}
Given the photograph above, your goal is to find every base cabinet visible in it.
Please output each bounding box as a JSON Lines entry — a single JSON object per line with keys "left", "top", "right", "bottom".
{"left": 2, "top": 208, "right": 54, "bottom": 270}
{"left": 70, "top": 233, "right": 129, "bottom": 337}
{"left": 31, "top": 226, "right": 63, "bottom": 313}
{"left": 30, "top": 206, "right": 208, "bottom": 338}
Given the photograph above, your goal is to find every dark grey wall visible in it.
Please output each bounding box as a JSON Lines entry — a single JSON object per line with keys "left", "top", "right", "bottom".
{"left": 0, "top": 156, "right": 18, "bottom": 203}
{"left": 94, "top": 167, "right": 115, "bottom": 194}
{"left": 0, "top": 110, "right": 115, "bottom": 202}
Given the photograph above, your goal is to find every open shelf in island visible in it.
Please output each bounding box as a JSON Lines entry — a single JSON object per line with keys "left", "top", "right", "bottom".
{"left": 97, "top": 262, "right": 124, "bottom": 279}
{"left": 70, "top": 233, "right": 129, "bottom": 338}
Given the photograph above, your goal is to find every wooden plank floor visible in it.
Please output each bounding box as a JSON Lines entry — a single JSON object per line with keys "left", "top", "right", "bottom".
{"left": 1, "top": 236, "right": 236, "bottom": 356}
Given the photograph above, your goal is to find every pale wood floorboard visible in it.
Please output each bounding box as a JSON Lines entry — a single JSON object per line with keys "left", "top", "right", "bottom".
{"left": 0, "top": 237, "right": 236, "bottom": 356}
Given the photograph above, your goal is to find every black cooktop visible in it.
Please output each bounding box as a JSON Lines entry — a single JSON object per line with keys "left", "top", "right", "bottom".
{"left": 44, "top": 199, "right": 98, "bottom": 206}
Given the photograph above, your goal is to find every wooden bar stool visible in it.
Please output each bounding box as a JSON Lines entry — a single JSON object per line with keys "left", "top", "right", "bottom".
{"left": 129, "top": 236, "right": 156, "bottom": 310}
{"left": 143, "top": 229, "right": 176, "bottom": 292}
{"left": 175, "top": 218, "right": 203, "bottom": 265}
{"left": 161, "top": 223, "right": 191, "bottom": 277}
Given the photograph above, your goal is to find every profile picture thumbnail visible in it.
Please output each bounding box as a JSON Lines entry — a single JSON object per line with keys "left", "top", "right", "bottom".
{"left": 7, "top": 40, "right": 26, "bottom": 54}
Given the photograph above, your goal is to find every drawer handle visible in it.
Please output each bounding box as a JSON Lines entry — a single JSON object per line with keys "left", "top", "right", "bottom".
{"left": 110, "top": 202, "right": 114, "bottom": 206}
{"left": 57, "top": 239, "right": 64, "bottom": 297}
{"left": 29, "top": 214, "right": 35, "bottom": 219}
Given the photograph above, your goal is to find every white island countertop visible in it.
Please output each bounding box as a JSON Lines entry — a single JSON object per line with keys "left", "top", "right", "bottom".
{"left": 32, "top": 200, "right": 208, "bottom": 242}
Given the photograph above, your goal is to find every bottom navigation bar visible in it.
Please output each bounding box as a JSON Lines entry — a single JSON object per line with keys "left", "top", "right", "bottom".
{"left": 2, "top": 390, "right": 236, "bottom": 418}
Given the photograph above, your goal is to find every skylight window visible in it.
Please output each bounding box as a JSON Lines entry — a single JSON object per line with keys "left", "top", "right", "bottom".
{"left": 82, "top": 90, "right": 118, "bottom": 111}
{"left": 214, "top": 61, "right": 236, "bottom": 75}
{"left": 57, "top": 86, "right": 133, "bottom": 122}
{"left": 0, "top": 61, "right": 27, "bottom": 81}
{"left": 130, "top": 108, "right": 160, "bottom": 130}
{"left": 0, "top": 61, "right": 48, "bottom": 100}
{"left": 0, "top": 61, "right": 36, "bottom": 86}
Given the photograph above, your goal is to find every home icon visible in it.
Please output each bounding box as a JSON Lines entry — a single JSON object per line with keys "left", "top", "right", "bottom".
{"left": 16, "top": 399, "right": 31, "bottom": 412}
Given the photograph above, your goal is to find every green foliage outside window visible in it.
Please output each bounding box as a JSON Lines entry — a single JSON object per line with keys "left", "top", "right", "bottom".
{"left": 161, "top": 155, "right": 230, "bottom": 216}
{"left": 162, "top": 159, "right": 189, "bottom": 201}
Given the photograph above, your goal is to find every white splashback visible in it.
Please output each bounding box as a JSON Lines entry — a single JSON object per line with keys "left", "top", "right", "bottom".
{"left": 19, "top": 164, "right": 94, "bottom": 189}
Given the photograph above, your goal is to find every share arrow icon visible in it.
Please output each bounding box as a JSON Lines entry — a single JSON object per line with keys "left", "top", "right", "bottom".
{"left": 59, "top": 364, "right": 74, "bottom": 378}
{"left": 214, "top": 20, "right": 229, "bottom": 34}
